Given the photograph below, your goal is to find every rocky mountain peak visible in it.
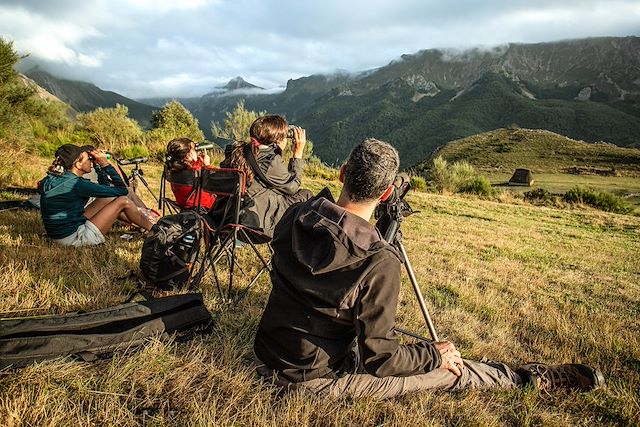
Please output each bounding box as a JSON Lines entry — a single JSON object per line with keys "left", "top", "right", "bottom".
{"left": 221, "top": 76, "right": 263, "bottom": 91}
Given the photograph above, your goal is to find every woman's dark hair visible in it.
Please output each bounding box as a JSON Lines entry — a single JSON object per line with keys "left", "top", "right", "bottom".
{"left": 166, "top": 137, "right": 195, "bottom": 171}
{"left": 47, "top": 157, "right": 67, "bottom": 176}
{"left": 221, "top": 142, "right": 255, "bottom": 186}
{"left": 249, "top": 115, "right": 288, "bottom": 146}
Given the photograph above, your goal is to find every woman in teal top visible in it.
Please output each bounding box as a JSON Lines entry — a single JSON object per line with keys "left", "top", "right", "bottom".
{"left": 38, "top": 144, "right": 158, "bottom": 247}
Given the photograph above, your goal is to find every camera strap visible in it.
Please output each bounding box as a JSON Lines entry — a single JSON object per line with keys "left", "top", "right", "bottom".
{"left": 242, "top": 143, "right": 278, "bottom": 190}
{"left": 115, "top": 162, "right": 131, "bottom": 187}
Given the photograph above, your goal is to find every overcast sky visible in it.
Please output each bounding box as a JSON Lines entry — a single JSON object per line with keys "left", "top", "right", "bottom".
{"left": 2, "top": 0, "right": 639, "bottom": 99}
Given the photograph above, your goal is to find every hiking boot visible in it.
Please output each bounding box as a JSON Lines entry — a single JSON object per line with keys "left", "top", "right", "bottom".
{"left": 518, "top": 363, "right": 605, "bottom": 391}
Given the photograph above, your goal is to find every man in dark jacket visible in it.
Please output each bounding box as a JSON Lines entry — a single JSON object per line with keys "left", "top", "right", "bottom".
{"left": 253, "top": 138, "right": 604, "bottom": 398}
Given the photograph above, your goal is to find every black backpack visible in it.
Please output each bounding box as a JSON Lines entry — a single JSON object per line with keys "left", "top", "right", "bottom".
{"left": 140, "top": 211, "right": 208, "bottom": 290}
{"left": 0, "top": 292, "right": 213, "bottom": 369}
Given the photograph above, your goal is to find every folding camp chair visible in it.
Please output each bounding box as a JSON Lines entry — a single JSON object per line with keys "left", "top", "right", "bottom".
{"left": 194, "top": 167, "right": 272, "bottom": 302}
{"left": 158, "top": 165, "right": 202, "bottom": 215}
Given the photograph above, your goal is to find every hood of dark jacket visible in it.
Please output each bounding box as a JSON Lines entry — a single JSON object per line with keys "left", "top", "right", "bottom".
{"left": 285, "top": 194, "right": 392, "bottom": 275}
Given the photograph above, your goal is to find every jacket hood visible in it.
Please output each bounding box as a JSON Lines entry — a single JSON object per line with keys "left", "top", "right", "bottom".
{"left": 37, "top": 171, "right": 74, "bottom": 194}
{"left": 289, "top": 195, "right": 392, "bottom": 274}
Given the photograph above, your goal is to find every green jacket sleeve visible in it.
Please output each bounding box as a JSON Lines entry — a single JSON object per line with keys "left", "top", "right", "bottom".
{"left": 95, "top": 165, "right": 126, "bottom": 188}
{"left": 73, "top": 176, "right": 129, "bottom": 198}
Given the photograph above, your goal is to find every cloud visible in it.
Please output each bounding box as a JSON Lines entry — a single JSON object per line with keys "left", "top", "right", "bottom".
{"left": 2, "top": 0, "right": 639, "bottom": 98}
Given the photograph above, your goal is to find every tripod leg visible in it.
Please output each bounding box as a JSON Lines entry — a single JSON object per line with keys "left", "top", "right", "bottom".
{"left": 137, "top": 173, "right": 159, "bottom": 202}
{"left": 397, "top": 241, "right": 439, "bottom": 342}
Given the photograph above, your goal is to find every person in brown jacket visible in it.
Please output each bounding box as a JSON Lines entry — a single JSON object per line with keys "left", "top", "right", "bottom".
{"left": 253, "top": 138, "right": 604, "bottom": 399}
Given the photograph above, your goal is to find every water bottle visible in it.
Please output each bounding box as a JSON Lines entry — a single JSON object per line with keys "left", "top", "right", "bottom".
{"left": 176, "top": 234, "right": 195, "bottom": 263}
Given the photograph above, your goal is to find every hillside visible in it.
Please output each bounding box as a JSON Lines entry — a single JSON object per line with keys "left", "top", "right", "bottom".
{"left": 25, "top": 68, "right": 156, "bottom": 128}
{"left": 22, "top": 37, "right": 640, "bottom": 167}
{"left": 189, "top": 37, "right": 640, "bottom": 167}
{"left": 416, "top": 128, "right": 640, "bottom": 175}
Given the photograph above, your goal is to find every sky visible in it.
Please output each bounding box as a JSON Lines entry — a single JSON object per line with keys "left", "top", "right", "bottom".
{"left": 1, "top": 0, "right": 639, "bottom": 99}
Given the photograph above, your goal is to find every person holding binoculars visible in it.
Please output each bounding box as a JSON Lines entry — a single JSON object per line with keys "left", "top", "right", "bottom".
{"left": 38, "top": 144, "right": 159, "bottom": 247}
{"left": 214, "top": 114, "right": 312, "bottom": 237}
{"left": 165, "top": 137, "right": 216, "bottom": 211}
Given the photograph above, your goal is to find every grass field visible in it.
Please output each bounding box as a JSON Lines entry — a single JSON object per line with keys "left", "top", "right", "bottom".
{"left": 1, "top": 161, "right": 639, "bottom": 426}
{"left": 486, "top": 172, "right": 640, "bottom": 211}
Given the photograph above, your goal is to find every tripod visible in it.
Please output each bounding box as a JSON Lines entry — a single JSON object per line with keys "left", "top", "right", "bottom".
{"left": 391, "top": 230, "right": 439, "bottom": 342}
{"left": 375, "top": 174, "right": 439, "bottom": 342}
{"left": 117, "top": 157, "right": 158, "bottom": 202}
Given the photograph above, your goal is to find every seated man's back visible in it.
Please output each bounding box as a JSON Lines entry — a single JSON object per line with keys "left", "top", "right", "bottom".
{"left": 254, "top": 193, "right": 441, "bottom": 382}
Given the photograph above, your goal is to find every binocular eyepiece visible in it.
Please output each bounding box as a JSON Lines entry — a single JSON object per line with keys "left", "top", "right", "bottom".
{"left": 287, "top": 124, "right": 298, "bottom": 139}
{"left": 195, "top": 142, "right": 216, "bottom": 151}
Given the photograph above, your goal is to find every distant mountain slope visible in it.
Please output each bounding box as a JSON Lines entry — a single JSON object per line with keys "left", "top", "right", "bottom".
{"left": 187, "top": 37, "right": 640, "bottom": 167}
{"left": 416, "top": 128, "right": 640, "bottom": 176}
{"left": 17, "top": 74, "right": 68, "bottom": 106}
{"left": 25, "top": 68, "right": 156, "bottom": 127}
{"left": 26, "top": 37, "right": 640, "bottom": 167}
{"left": 300, "top": 71, "right": 640, "bottom": 167}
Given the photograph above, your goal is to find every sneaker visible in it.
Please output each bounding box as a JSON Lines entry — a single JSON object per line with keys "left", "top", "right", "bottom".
{"left": 518, "top": 363, "right": 605, "bottom": 391}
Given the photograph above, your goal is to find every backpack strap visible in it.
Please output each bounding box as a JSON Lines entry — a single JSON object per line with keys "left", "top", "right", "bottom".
{"left": 243, "top": 143, "right": 277, "bottom": 189}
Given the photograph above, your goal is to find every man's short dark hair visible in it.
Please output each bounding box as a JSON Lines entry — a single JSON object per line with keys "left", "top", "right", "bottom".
{"left": 343, "top": 138, "right": 399, "bottom": 202}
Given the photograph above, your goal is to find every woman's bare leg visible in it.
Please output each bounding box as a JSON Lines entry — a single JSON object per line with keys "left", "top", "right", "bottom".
{"left": 127, "top": 188, "right": 148, "bottom": 209}
{"left": 84, "top": 197, "right": 115, "bottom": 218}
{"left": 88, "top": 196, "right": 154, "bottom": 235}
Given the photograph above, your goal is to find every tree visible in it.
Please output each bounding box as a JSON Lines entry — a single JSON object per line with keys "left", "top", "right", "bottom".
{"left": 211, "top": 100, "right": 263, "bottom": 142}
{"left": 0, "top": 37, "right": 69, "bottom": 143}
{"left": 76, "top": 104, "right": 143, "bottom": 153}
{"left": 149, "top": 100, "right": 204, "bottom": 142}
{"left": 0, "top": 37, "right": 19, "bottom": 84}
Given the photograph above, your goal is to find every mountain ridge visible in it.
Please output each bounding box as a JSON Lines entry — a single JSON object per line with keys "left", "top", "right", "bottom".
{"left": 23, "top": 37, "right": 640, "bottom": 166}
{"left": 25, "top": 68, "right": 157, "bottom": 127}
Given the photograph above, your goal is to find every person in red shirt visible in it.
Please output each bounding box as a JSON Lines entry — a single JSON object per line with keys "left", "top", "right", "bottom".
{"left": 166, "top": 138, "right": 216, "bottom": 211}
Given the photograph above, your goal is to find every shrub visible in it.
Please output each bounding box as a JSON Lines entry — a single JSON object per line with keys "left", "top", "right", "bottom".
{"left": 524, "top": 188, "right": 554, "bottom": 203}
{"left": 120, "top": 145, "right": 150, "bottom": 160}
{"left": 36, "top": 129, "right": 93, "bottom": 157}
{"left": 460, "top": 176, "right": 494, "bottom": 197}
{"left": 431, "top": 157, "right": 449, "bottom": 193}
{"left": 410, "top": 175, "right": 427, "bottom": 192}
{"left": 430, "top": 156, "right": 477, "bottom": 194}
{"left": 304, "top": 156, "right": 339, "bottom": 180}
{"left": 211, "top": 100, "right": 263, "bottom": 142}
{"left": 0, "top": 139, "right": 42, "bottom": 187}
{"left": 563, "top": 186, "right": 633, "bottom": 214}
{"left": 77, "top": 105, "right": 143, "bottom": 153}
{"left": 449, "top": 161, "right": 476, "bottom": 191}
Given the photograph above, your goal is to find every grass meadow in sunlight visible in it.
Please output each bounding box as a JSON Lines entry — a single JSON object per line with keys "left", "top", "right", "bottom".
{"left": 0, "top": 161, "right": 639, "bottom": 426}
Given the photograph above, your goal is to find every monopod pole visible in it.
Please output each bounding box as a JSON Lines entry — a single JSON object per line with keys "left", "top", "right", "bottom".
{"left": 397, "top": 239, "right": 439, "bottom": 342}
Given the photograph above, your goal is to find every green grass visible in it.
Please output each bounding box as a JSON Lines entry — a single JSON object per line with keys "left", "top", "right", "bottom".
{"left": 1, "top": 159, "right": 639, "bottom": 426}
{"left": 419, "top": 128, "right": 640, "bottom": 176}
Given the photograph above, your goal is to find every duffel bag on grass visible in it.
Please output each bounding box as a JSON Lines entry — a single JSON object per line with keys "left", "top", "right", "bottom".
{"left": 0, "top": 292, "right": 213, "bottom": 369}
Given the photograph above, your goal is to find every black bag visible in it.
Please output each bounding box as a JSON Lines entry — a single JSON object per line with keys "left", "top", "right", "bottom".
{"left": 140, "top": 211, "right": 208, "bottom": 290}
{"left": 0, "top": 293, "right": 213, "bottom": 369}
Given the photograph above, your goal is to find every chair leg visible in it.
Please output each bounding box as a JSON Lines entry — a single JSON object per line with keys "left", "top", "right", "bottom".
{"left": 227, "top": 228, "right": 240, "bottom": 301}
{"left": 230, "top": 229, "right": 273, "bottom": 302}
{"left": 202, "top": 234, "right": 234, "bottom": 301}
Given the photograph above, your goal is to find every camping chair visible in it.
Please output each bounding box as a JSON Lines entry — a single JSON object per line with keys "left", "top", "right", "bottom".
{"left": 158, "top": 165, "right": 202, "bottom": 215}
{"left": 193, "top": 167, "right": 272, "bottom": 302}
